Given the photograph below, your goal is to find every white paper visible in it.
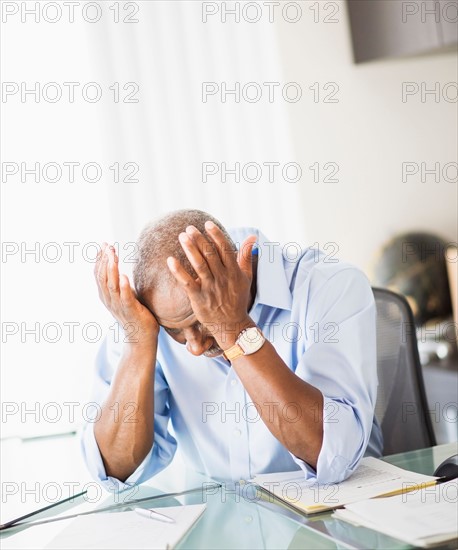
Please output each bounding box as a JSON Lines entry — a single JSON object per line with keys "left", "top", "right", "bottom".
{"left": 334, "top": 480, "right": 458, "bottom": 548}
{"left": 252, "top": 457, "right": 438, "bottom": 512}
{"left": 45, "top": 504, "right": 206, "bottom": 550}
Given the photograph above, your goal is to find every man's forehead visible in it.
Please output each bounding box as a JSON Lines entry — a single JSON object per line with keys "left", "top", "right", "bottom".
{"left": 150, "top": 285, "right": 196, "bottom": 327}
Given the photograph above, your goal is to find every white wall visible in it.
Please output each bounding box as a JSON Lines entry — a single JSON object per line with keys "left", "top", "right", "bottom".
{"left": 2, "top": 1, "right": 456, "bottom": 440}
{"left": 1, "top": 12, "right": 114, "bottom": 437}
{"left": 0, "top": 1, "right": 300, "bottom": 438}
{"left": 274, "top": 1, "right": 457, "bottom": 274}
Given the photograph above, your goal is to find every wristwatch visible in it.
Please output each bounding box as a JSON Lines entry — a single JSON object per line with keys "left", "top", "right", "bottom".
{"left": 223, "top": 326, "right": 266, "bottom": 362}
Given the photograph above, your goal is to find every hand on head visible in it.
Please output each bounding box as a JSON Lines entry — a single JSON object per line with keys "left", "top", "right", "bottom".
{"left": 94, "top": 243, "right": 159, "bottom": 347}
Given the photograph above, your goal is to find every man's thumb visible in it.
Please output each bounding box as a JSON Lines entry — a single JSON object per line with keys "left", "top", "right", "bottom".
{"left": 237, "top": 235, "right": 257, "bottom": 277}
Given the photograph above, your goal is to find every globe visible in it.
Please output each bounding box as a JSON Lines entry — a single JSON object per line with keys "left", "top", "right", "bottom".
{"left": 372, "top": 232, "right": 454, "bottom": 327}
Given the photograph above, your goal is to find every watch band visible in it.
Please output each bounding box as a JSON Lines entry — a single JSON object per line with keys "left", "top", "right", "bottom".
{"left": 222, "top": 326, "right": 265, "bottom": 362}
{"left": 223, "top": 344, "right": 245, "bottom": 362}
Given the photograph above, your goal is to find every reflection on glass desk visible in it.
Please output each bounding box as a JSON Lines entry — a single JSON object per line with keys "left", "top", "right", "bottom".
{"left": 1, "top": 442, "right": 457, "bottom": 550}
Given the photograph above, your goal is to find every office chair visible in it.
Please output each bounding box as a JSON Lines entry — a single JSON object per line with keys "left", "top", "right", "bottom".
{"left": 372, "top": 287, "right": 436, "bottom": 455}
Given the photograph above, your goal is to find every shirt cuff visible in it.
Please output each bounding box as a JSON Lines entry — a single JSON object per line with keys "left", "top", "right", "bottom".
{"left": 80, "top": 423, "right": 155, "bottom": 494}
{"left": 289, "top": 395, "right": 366, "bottom": 484}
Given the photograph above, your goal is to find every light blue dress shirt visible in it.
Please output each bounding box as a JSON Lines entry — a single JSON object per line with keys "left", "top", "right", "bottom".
{"left": 81, "top": 227, "right": 383, "bottom": 491}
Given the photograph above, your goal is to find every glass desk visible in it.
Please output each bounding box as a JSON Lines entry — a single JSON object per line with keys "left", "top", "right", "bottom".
{"left": 1, "top": 441, "right": 457, "bottom": 549}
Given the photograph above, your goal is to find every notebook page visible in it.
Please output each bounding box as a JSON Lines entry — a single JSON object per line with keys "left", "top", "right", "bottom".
{"left": 339, "top": 480, "right": 458, "bottom": 548}
{"left": 253, "top": 457, "right": 437, "bottom": 512}
{"left": 45, "top": 504, "right": 207, "bottom": 550}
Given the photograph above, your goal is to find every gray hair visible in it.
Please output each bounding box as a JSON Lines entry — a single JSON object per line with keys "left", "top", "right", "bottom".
{"left": 133, "top": 209, "right": 235, "bottom": 308}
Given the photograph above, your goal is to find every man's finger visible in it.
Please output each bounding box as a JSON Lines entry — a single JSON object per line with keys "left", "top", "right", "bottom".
{"left": 119, "top": 274, "right": 136, "bottom": 310}
{"left": 167, "top": 256, "right": 200, "bottom": 295}
{"left": 204, "top": 220, "right": 238, "bottom": 268}
{"left": 96, "top": 244, "right": 111, "bottom": 305}
{"left": 237, "top": 235, "right": 257, "bottom": 279}
{"left": 96, "top": 243, "right": 108, "bottom": 282}
{"left": 179, "top": 231, "right": 214, "bottom": 281}
{"left": 107, "top": 247, "right": 120, "bottom": 295}
{"left": 94, "top": 242, "right": 107, "bottom": 279}
{"left": 186, "top": 225, "right": 224, "bottom": 274}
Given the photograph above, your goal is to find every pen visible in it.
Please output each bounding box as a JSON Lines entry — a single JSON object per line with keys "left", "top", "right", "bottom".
{"left": 436, "top": 474, "right": 458, "bottom": 484}
{"left": 134, "top": 508, "right": 175, "bottom": 524}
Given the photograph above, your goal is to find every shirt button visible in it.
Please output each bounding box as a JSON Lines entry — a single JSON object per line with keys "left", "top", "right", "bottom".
{"left": 233, "top": 428, "right": 241, "bottom": 437}
{"left": 230, "top": 379, "right": 237, "bottom": 387}
{"left": 244, "top": 515, "right": 253, "bottom": 523}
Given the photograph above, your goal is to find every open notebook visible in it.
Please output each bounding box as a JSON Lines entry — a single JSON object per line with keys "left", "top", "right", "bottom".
{"left": 45, "top": 504, "right": 206, "bottom": 550}
{"left": 334, "top": 480, "right": 458, "bottom": 548}
{"left": 252, "top": 457, "right": 438, "bottom": 515}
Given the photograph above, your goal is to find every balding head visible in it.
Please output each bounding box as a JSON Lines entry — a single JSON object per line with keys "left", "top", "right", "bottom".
{"left": 133, "top": 209, "right": 235, "bottom": 312}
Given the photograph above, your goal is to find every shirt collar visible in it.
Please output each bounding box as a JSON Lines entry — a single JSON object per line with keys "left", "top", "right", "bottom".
{"left": 228, "top": 227, "right": 293, "bottom": 312}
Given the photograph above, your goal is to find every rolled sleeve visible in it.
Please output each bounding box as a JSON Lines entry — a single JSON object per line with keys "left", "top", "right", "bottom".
{"left": 80, "top": 422, "right": 176, "bottom": 493}
{"left": 292, "top": 266, "right": 379, "bottom": 484}
{"left": 289, "top": 396, "right": 367, "bottom": 483}
{"left": 80, "top": 333, "right": 177, "bottom": 492}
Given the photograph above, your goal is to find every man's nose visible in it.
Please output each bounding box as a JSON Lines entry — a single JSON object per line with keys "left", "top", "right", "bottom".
{"left": 184, "top": 326, "right": 213, "bottom": 356}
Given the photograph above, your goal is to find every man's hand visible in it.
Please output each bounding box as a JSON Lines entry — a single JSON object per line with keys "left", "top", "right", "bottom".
{"left": 95, "top": 243, "right": 159, "bottom": 347}
{"left": 166, "top": 221, "right": 257, "bottom": 349}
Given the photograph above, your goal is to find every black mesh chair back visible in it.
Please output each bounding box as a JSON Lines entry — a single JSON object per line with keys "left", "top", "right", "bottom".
{"left": 372, "top": 287, "right": 436, "bottom": 455}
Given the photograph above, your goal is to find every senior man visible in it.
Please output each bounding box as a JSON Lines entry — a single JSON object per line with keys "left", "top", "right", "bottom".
{"left": 82, "top": 209, "right": 382, "bottom": 491}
